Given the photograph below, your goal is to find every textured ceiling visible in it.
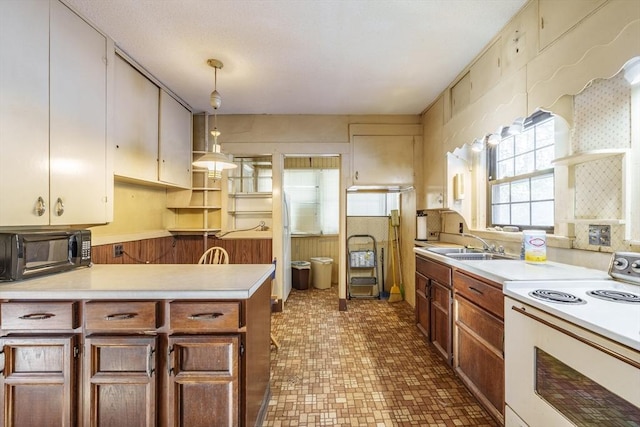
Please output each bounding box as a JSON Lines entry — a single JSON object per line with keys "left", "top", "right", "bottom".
{"left": 63, "top": 0, "right": 527, "bottom": 115}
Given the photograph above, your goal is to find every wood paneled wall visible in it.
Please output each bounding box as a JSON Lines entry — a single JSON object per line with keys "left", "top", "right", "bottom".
{"left": 290, "top": 235, "right": 339, "bottom": 283}
{"left": 92, "top": 236, "right": 273, "bottom": 265}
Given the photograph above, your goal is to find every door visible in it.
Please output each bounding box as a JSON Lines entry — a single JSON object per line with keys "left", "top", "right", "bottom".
{"left": 84, "top": 336, "right": 157, "bottom": 427}
{"left": 0, "top": 335, "right": 77, "bottom": 427}
{"left": 166, "top": 335, "right": 240, "bottom": 427}
{"left": 50, "top": 0, "right": 108, "bottom": 225}
{"left": 0, "top": 0, "right": 50, "bottom": 226}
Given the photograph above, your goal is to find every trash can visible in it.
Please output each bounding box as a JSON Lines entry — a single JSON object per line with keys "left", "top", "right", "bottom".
{"left": 310, "top": 257, "right": 333, "bottom": 289}
{"left": 291, "top": 261, "right": 311, "bottom": 290}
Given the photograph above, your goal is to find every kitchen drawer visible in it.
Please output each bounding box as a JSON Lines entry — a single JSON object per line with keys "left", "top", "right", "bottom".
{"left": 416, "top": 256, "right": 451, "bottom": 286}
{"left": 85, "top": 301, "right": 159, "bottom": 331}
{"left": 169, "top": 301, "right": 241, "bottom": 332}
{"left": 1, "top": 301, "right": 79, "bottom": 330}
{"left": 453, "top": 271, "right": 503, "bottom": 319}
{"left": 456, "top": 295, "right": 504, "bottom": 353}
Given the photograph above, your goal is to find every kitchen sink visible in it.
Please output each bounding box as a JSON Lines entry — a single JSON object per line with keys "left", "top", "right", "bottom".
{"left": 427, "top": 247, "right": 484, "bottom": 255}
{"left": 445, "top": 252, "right": 516, "bottom": 261}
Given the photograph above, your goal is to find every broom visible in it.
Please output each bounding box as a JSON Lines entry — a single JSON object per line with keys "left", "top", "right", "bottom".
{"left": 388, "top": 216, "right": 403, "bottom": 303}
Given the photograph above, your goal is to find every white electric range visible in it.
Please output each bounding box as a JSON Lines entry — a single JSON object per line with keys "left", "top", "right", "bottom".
{"left": 503, "top": 252, "right": 640, "bottom": 426}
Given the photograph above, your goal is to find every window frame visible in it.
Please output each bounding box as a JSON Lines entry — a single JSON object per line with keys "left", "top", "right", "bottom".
{"left": 487, "top": 113, "right": 556, "bottom": 232}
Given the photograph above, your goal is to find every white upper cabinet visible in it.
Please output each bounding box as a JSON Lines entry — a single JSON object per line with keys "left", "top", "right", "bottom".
{"left": 470, "top": 39, "right": 502, "bottom": 103}
{"left": 538, "top": 0, "right": 605, "bottom": 51}
{"left": 0, "top": 0, "right": 111, "bottom": 226}
{"left": 114, "top": 55, "right": 160, "bottom": 183}
{"left": 0, "top": 0, "right": 50, "bottom": 226}
{"left": 159, "top": 91, "right": 192, "bottom": 188}
{"left": 352, "top": 135, "right": 414, "bottom": 186}
{"left": 113, "top": 56, "right": 192, "bottom": 189}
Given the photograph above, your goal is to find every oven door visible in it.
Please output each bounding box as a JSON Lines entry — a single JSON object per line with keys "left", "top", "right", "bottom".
{"left": 505, "top": 296, "right": 640, "bottom": 426}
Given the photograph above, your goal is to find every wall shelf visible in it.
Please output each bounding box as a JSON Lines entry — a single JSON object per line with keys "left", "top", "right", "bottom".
{"left": 557, "top": 218, "right": 626, "bottom": 225}
{"left": 552, "top": 148, "right": 627, "bottom": 166}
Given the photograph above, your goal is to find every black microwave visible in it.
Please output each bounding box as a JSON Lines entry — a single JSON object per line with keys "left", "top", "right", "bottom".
{"left": 0, "top": 230, "right": 92, "bottom": 282}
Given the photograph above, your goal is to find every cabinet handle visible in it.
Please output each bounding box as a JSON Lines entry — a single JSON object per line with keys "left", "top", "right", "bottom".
{"left": 35, "top": 196, "right": 46, "bottom": 216}
{"left": 104, "top": 313, "right": 137, "bottom": 321}
{"left": 55, "top": 197, "right": 64, "bottom": 216}
{"left": 355, "top": 171, "right": 359, "bottom": 180}
{"left": 187, "top": 312, "right": 224, "bottom": 320}
{"left": 167, "top": 346, "right": 174, "bottom": 376}
{"left": 468, "top": 286, "right": 484, "bottom": 295}
{"left": 540, "top": 17, "right": 545, "bottom": 30}
{"left": 0, "top": 348, "right": 4, "bottom": 376}
{"left": 19, "top": 312, "right": 55, "bottom": 320}
{"left": 147, "top": 347, "right": 156, "bottom": 378}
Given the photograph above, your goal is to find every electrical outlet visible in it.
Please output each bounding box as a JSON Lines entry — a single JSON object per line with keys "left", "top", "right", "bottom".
{"left": 459, "top": 222, "right": 464, "bottom": 234}
{"left": 113, "top": 243, "right": 124, "bottom": 257}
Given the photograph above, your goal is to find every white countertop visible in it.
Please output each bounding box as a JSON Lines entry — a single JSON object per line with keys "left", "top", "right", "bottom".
{"left": 413, "top": 247, "right": 610, "bottom": 283}
{"left": 0, "top": 264, "right": 275, "bottom": 300}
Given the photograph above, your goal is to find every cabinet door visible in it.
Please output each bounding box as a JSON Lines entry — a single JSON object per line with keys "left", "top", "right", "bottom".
{"left": 430, "top": 280, "right": 452, "bottom": 365}
{"left": 159, "top": 91, "right": 192, "bottom": 188}
{"left": 113, "top": 55, "right": 160, "bottom": 183}
{"left": 352, "top": 135, "right": 414, "bottom": 186}
{"left": 84, "top": 336, "right": 157, "bottom": 427}
{"left": 0, "top": 0, "right": 50, "bottom": 226}
{"left": 415, "top": 272, "right": 430, "bottom": 338}
{"left": 166, "top": 335, "right": 239, "bottom": 427}
{"left": 0, "top": 335, "right": 77, "bottom": 427}
{"left": 538, "top": 0, "right": 605, "bottom": 50}
{"left": 454, "top": 295, "right": 504, "bottom": 422}
{"left": 49, "top": 0, "right": 108, "bottom": 225}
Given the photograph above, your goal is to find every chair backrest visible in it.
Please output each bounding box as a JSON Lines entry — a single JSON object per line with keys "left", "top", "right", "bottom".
{"left": 197, "top": 246, "right": 230, "bottom": 264}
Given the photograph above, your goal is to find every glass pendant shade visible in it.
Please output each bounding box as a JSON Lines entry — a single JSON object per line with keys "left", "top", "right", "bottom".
{"left": 193, "top": 147, "right": 237, "bottom": 179}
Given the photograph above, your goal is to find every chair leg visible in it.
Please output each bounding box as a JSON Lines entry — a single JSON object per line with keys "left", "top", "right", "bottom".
{"left": 270, "top": 333, "right": 280, "bottom": 350}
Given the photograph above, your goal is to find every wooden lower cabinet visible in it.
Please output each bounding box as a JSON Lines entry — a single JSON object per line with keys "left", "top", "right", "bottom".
{"left": 453, "top": 270, "right": 504, "bottom": 424}
{"left": 415, "top": 255, "right": 453, "bottom": 366}
{"left": 84, "top": 336, "right": 157, "bottom": 427}
{"left": 167, "top": 335, "right": 239, "bottom": 426}
{"left": 0, "top": 279, "right": 271, "bottom": 427}
{"left": 0, "top": 335, "right": 78, "bottom": 427}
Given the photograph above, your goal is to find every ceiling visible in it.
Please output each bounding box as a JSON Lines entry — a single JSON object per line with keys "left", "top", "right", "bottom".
{"left": 63, "top": 0, "right": 527, "bottom": 115}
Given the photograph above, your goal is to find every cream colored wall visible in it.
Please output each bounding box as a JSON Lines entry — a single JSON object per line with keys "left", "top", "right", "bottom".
{"left": 89, "top": 180, "right": 175, "bottom": 245}
{"left": 420, "top": 0, "right": 640, "bottom": 265}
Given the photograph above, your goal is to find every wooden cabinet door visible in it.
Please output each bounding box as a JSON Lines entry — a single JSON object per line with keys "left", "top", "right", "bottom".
{"left": 166, "top": 335, "right": 239, "bottom": 427}
{"left": 352, "top": 135, "right": 414, "bottom": 186}
{"left": 415, "top": 272, "right": 430, "bottom": 338}
{"left": 113, "top": 55, "right": 160, "bottom": 183}
{"left": 538, "top": 0, "right": 605, "bottom": 51}
{"left": 49, "top": 0, "right": 109, "bottom": 225}
{"left": 159, "top": 91, "right": 192, "bottom": 188}
{"left": 84, "top": 336, "right": 157, "bottom": 427}
{"left": 430, "top": 280, "right": 452, "bottom": 365}
{"left": 0, "top": 0, "right": 50, "bottom": 226}
{"left": 0, "top": 335, "right": 78, "bottom": 427}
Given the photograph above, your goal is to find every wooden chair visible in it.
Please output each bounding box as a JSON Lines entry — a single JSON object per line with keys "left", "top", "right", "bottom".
{"left": 197, "top": 246, "right": 229, "bottom": 264}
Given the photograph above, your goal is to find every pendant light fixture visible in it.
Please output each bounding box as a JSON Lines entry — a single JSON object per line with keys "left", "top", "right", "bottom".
{"left": 192, "top": 58, "right": 237, "bottom": 179}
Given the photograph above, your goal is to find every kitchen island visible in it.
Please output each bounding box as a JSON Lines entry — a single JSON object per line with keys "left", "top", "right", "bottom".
{"left": 0, "top": 263, "right": 275, "bottom": 427}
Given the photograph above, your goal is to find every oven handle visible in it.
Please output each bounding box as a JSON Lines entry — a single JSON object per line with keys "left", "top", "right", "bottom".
{"left": 511, "top": 305, "right": 640, "bottom": 369}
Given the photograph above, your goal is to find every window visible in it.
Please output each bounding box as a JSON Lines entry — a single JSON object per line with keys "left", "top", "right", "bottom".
{"left": 489, "top": 113, "right": 555, "bottom": 229}
{"left": 284, "top": 169, "right": 339, "bottom": 235}
{"left": 346, "top": 192, "right": 399, "bottom": 216}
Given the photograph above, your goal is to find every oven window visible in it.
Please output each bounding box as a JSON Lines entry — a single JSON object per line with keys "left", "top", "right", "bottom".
{"left": 25, "top": 238, "right": 69, "bottom": 269}
{"left": 535, "top": 348, "right": 640, "bottom": 425}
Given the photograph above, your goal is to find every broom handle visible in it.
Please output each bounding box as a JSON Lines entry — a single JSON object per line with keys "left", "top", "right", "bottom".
{"left": 394, "top": 225, "right": 403, "bottom": 284}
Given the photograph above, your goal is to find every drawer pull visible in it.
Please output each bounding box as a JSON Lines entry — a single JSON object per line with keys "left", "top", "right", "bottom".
{"left": 188, "top": 312, "right": 224, "bottom": 320}
{"left": 104, "top": 313, "right": 137, "bottom": 321}
{"left": 19, "top": 313, "right": 55, "bottom": 320}
{"left": 468, "top": 286, "right": 484, "bottom": 295}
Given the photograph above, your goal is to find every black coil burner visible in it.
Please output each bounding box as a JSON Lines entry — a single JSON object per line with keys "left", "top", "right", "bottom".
{"left": 587, "top": 290, "right": 640, "bottom": 304}
{"left": 528, "top": 289, "right": 587, "bottom": 305}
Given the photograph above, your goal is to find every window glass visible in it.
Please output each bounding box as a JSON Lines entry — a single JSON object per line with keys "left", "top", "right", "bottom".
{"left": 489, "top": 115, "right": 555, "bottom": 229}
{"left": 284, "top": 169, "right": 339, "bottom": 234}
{"left": 347, "top": 193, "right": 399, "bottom": 216}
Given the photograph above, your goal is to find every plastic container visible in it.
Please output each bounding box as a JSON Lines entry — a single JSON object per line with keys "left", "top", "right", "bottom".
{"left": 310, "top": 257, "right": 333, "bottom": 289}
{"left": 291, "top": 261, "right": 310, "bottom": 290}
{"left": 523, "top": 230, "right": 546, "bottom": 263}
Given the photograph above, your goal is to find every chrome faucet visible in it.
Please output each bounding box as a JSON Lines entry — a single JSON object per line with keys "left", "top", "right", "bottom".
{"left": 461, "top": 233, "right": 492, "bottom": 252}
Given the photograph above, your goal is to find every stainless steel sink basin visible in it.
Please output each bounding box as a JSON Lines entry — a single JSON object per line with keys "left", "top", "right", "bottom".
{"left": 445, "top": 253, "right": 516, "bottom": 261}
{"left": 427, "top": 247, "right": 484, "bottom": 255}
